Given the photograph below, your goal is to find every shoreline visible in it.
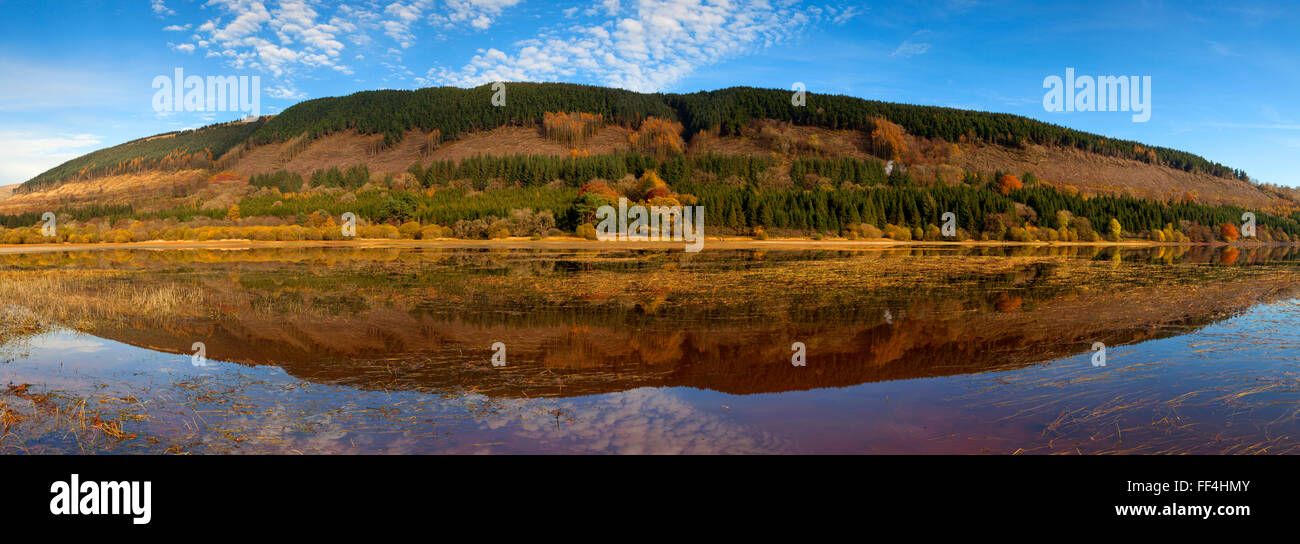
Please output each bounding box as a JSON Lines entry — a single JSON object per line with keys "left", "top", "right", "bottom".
{"left": 0, "top": 237, "right": 1289, "bottom": 254}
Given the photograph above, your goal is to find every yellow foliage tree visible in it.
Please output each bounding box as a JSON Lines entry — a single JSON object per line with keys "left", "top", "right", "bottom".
{"left": 868, "top": 116, "right": 907, "bottom": 163}
{"left": 543, "top": 111, "right": 603, "bottom": 147}
{"left": 637, "top": 169, "right": 668, "bottom": 198}
{"left": 628, "top": 117, "right": 685, "bottom": 157}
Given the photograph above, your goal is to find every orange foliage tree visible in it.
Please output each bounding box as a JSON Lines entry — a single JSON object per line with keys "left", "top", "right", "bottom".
{"left": 1219, "top": 223, "right": 1241, "bottom": 242}
{"left": 578, "top": 181, "right": 620, "bottom": 203}
{"left": 997, "top": 174, "right": 1023, "bottom": 195}
{"left": 542, "top": 111, "right": 604, "bottom": 147}
{"left": 628, "top": 117, "right": 685, "bottom": 157}
{"left": 868, "top": 116, "right": 907, "bottom": 163}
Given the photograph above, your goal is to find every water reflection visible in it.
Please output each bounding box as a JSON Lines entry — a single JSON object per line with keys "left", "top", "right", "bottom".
{"left": 3, "top": 245, "right": 1300, "bottom": 453}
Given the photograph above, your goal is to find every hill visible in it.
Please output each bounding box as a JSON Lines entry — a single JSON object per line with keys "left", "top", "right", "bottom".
{"left": 17, "top": 83, "right": 1257, "bottom": 193}
{"left": 4, "top": 82, "right": 1299, "bottom": 245}
{"left": 17, "top": 118, "right": 264, "bottom": 194}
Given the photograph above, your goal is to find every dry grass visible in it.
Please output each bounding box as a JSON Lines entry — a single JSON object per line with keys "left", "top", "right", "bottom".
{"left": 0, "top": 270, "right": 204, "bottom": 327}
{"left": 0, "top": 169, "right": 210, "bottom": 215}
{"left": 936, "top": 142, "right": 1278, "bottom": 208}
{"left": 0, "top": 182, "right": 17, "bottom": 203}
{"left": 0, "top": 306, "right": 45, "bottom": 342}
{"left": 0, "top": 384, "right": 147, "bottom": 453}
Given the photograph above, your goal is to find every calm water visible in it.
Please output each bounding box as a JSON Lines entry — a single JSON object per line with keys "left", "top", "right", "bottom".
{"left": 2, "top": 244, "right": 1300, "bottom": 453}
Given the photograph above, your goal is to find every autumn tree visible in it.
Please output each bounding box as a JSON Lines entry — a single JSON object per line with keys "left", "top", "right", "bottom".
{"left": 306, "top": 209, "right": 331, "bottom": 228}
{"left": 542, "top": 111, "right": 604, "bottom": 147}
{"left": 636, "top": 169, "right": 668, "bottom": 200}
{"left": 1054, "top": 210, "right": 1071, "bottom": 230}
{"left": 1220, "top": 222, "right": 1241, "bottom": 242}
{"left": 997, "top": 174, "right": 1023, "bottom": 195}
{"left": 227, "top": 204, "right": 241, "bottom": 222}
{"left": 1108, "top": 217, "right": 1123, "bottom": 241}
{"left": 628, "top": 117, "right": 685, "bottom": 157}
{"left": 574, "top": 181, "right": 620, "bottom": 222}
{"left": 577, "top": 181, "right": 620, "bottom": 202}
{"left": 867, "top": 116, "right": 907, "bottom": 163}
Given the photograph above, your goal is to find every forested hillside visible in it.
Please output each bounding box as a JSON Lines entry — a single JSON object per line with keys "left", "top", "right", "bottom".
{"left": 249, "top": 83, "right": 1245, "bottom": 178}
{"left": 20, "top": 82, "right": 1249, "bottom": 193}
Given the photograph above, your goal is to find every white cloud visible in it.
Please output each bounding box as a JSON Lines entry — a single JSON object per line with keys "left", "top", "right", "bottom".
{"left": 176, "top": 0, "right": 463, "bottom": 78}
{"left": 430, "top": 0, "right": 523, "bottom": 32}
{"left": 160, "top": 1, "right": 856, "bottom": 94}
{"left": 209, "top": 1, "right": 272, "bottom": 43}
{"left": 422, "top": 0, "right": 816, "bottom": 92}
{"left": 585, "top": 0, "right": 620, "bottom": 17}
{"left": 891, "top": 39, "right": 930, "bottom": 58}
{"left": 382, "top": 0, "right": 434, "bottom": 47}
{"left": 163, "top": 23, "right": 192, "bottom": 31}
{"left": 266, "top": 85, "right": 307, "bottom": 99}
{"left": 0, "top": 132, "right": 102, "bottom": 186}
{"left": 184, "top": 0, "right": 350, "bottom": 77}
{"left": 831, "top": 5, "right": 861, "bottom": 25}
{"left": 152, "top": 0, "right": 175, "bottom": 17}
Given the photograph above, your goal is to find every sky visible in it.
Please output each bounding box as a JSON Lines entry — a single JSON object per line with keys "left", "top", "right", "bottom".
{"left": 1, "top": 0, "right": 1297, "bottom": 187}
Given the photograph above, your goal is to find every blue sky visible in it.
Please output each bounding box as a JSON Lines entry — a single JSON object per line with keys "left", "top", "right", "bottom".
{"left": 1, "top": 0, "right": 1297, "bottom": 187}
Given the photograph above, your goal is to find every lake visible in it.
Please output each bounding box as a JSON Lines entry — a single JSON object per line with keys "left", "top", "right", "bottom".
{"left": 2, "top": 244, "right": 1299, "bottom": 453}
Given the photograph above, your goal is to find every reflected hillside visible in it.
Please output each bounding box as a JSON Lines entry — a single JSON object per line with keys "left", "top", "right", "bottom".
{"left": 3, "top": 245, "right": 1299, "bottom": 397}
